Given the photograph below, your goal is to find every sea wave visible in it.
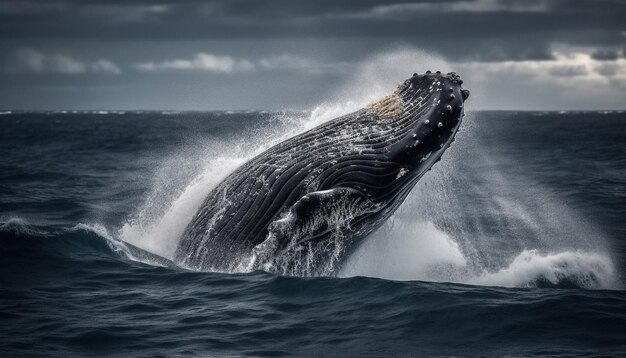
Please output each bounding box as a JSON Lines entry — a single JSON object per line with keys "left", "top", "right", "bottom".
{"left": 469, "top": 249, "right": 618, "bottom": 289}
{"left": 0, "top": 216, "right": 619, "bottom": 290}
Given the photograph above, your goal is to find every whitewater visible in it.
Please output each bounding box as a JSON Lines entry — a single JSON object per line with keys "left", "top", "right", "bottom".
{"left": 112, "top": 49, "right": 620, "bottom": 290}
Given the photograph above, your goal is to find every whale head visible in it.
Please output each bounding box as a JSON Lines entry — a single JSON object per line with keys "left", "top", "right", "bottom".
{"left": 370, "top": 71, "right": 469, "bottom": 181}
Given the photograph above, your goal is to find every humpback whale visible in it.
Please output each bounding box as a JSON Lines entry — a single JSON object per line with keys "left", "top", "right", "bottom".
{"left": 175, "top": 71, "right": 469, "bottom": 275}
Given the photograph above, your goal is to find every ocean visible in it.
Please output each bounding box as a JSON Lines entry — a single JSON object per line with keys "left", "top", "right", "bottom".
{"left": 1, "top": 110, "right": 625, "bottom": 357}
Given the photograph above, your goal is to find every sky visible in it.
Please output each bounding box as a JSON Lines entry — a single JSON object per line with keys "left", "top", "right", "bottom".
{"left": 1, "top": 0, "right": 625, "bottom": 110}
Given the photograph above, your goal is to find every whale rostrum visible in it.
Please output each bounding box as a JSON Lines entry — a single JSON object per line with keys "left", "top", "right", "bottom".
{"left": 175, "top": 71, "right": 470, "bottom": 275}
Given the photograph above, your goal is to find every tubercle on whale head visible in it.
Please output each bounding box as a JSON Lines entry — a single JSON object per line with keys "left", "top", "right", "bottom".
{"left": 388, "top": 71, "right": 469, "bottom": 170}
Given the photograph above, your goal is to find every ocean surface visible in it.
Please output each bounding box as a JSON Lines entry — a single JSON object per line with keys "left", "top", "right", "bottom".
{"left": 1, "top": 110, "right": 625, "bottom": 357}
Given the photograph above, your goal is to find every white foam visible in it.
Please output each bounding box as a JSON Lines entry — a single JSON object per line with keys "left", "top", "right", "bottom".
{"left": 72, "top": 223, "right": 135, "bottom": 259}
{"left": 469, "top": 249, "right": 617, "bottom": 289}
{"left": 341, "top": 221, "right": 618, "bottom": 290}
{"left": 0, "top": 216, "right": 42, "bottom": 236}
{"left": 341, "top": 220, "right": 467, "bottom": 281}
{"left": 0, "top": 216, "right": 29, "bottom": 228}
{"left": 116, "top": 109, "right": 319, "bottom": 262}
{"left": 119, "top": 157, "right": 245, "bottom": 259}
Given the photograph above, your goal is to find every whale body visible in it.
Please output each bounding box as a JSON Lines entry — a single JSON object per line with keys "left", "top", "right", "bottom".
{"left": 175, "top": 71, "right": 469, "bottom": 275}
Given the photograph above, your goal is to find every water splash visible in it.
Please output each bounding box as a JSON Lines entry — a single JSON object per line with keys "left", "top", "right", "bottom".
{"left": 340, "top": 111, "right": 620, "bottom": 290}
{"left": 114, "top": 48, "right": 620, "bottom": 289}
{"left": 72, "top": 223, "right": 134, "bottom": 259}
{"left": 309, "top": 48, "right": 451, "bottom": 126}
{"left": 340, "top": 220, "right": 468, "bottom": 282}
{"left": 469, "top": 249, "right": 617, "bottom": 288}
{"left": 119, "top": 157, "right": 245, "bottom": 259}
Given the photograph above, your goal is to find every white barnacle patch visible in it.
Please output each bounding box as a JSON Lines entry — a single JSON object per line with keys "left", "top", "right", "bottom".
{"left": 419, "top": 151, "right": 432, "bottom": 163}
{"left": 396, "top": 167, "right": 409, "bottom": 179}
{"left": 370, "top": 93, "right": 404, "bottom": 120}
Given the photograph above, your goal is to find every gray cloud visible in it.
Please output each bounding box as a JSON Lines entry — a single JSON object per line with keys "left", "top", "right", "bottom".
{"left": 548, "top": 64, "right": 588, "bottom": 77}
{"left": 0, "top": 0, "right": 625, "bottom": 110}
{"left": 352, "top": 0, "right": 550, "bottom": 18}
{"left": 90, "top": 59, "right": 122, "bottom": 75}
{"left": 135, "top": 53, "right": 254, "bottom": 73}
{"left": 0, "top": 1, "right": 622, "bottom": 69}
{"left": 0, "top": 0, "right": 620, "bottom": 66}
{"left": 1, "top": 1, "right": 624, "bottom": 46}
{"left": 5, "top": 48, "right": 121, "bottom": 75}
{"left": 590, "top": 49, "right": 622, "bottom": 61}
{"left": 134, "top": 52, "right": 353, "bottom": 75}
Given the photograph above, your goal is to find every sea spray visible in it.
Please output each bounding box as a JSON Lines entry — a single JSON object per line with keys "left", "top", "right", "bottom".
{"left": 340, "top": 111, "right": 619, "bottom": 289}
{"left": 115, "top": 50, "right": 451, "bottom": 264}
{"left": 115, "top": 49, "right": 619, "bottom": 289}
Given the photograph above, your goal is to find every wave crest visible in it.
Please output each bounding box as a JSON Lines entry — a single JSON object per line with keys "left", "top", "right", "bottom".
{"left": 470, "top": 249, "right": 618, "bottom": 289}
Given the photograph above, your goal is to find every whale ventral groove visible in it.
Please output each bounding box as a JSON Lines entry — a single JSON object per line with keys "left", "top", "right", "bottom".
{"left": 175, "top": 71, "right": 469, "bottom": 275}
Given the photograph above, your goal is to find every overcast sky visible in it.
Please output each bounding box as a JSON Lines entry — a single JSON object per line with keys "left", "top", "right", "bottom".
{"left": 1, "top": 0, "right": 625, "bottom": 110}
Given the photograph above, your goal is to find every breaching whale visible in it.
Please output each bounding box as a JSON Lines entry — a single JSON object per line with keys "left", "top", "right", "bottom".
{"left": 175, "top": 71, "right": 470, "bottom": 275}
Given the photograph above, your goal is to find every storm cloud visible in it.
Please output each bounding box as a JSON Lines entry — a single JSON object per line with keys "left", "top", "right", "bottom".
{"left": 1, "top": 0, "right": 625, "bottom": 110}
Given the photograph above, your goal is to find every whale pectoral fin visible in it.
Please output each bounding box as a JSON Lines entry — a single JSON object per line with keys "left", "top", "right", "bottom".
{"left": 268, "top": 187, "right": 379, "bottom": 248}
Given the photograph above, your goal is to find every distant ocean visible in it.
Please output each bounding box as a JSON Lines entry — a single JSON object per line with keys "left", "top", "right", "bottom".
{"left": 1, "top": 110, "right": 625, "bottom": 357}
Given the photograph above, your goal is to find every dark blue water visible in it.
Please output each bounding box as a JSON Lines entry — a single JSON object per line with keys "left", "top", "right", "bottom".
{"left": 1, "top": 110, "right": 625, "bottom": 357}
